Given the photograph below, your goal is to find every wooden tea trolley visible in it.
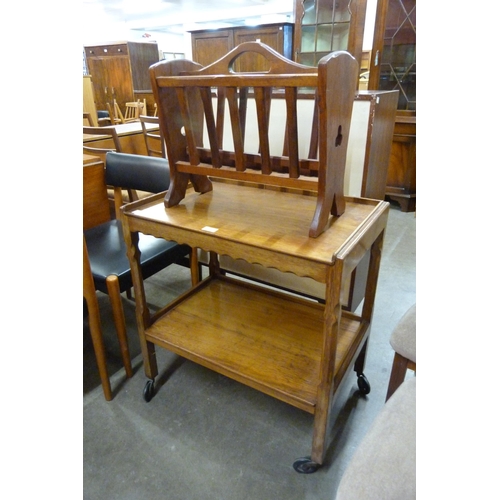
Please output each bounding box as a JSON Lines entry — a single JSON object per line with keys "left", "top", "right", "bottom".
{"left": 121, "top": 43, "right": 389, "bottom": 473}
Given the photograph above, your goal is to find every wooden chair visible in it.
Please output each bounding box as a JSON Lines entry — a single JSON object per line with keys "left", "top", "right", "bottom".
{"left": 97, "top": 110, "right": 113, "bottom": 126}
{"left": 112, "top": 99, "right": 125, "bottom": 124}
{"left": 83, "top": 125, "right": 122, "bottom": 158}
{"left": 83, "top": 160, "right": 132, "bottom": 400}
{"left": 386, "top": 303, "right": 416, "bottom": 401}
{"left": 104, "top": 100, "right": 121, "bottom": 125}
{"left": 139, "top": 115, "right": 166, "bottom": 158}
{"left": 83, "top": 126, "right": 139, "bottom": 216}
{"left": 123, "top": 100, "right": 144, "bottom": 122}
{"left": 83, "top": 153, "right": 196, "bottom": 399}
{"left": 149, "top": 41, "right": 359, "bottom": 237}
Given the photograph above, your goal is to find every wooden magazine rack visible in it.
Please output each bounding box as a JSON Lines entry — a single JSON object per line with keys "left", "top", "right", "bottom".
{"left": 150, "top": 41, "right": 359, "bottom": 238}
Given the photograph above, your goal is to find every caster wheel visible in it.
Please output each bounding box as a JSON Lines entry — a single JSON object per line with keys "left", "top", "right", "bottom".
{"left": 143, "top": 380, "right": 155, "bottom": 402}
{"left": 357, "top": 373, "right": 371, "bottom": 395}
{"left": 293, "top": 457, "right": 320, "bottom": 474}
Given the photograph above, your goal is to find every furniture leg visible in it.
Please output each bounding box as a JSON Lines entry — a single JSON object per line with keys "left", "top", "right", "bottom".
{"left": 351, "top": 229, "right": 386, "bottom": 394}
{"left": 208, "top": 251, "right": 221, "bottom": 276}
{"left": 353, "top": 339, "right": 370, "bottom": 394}
{"left": 106, "top": 275, "right": 133, "bottom": 378}
{"left": 86, "top": 297, "right": 113, "bottom": 401}
{"left": 361, "top": 230, "right": 385, "bottom": 324}
{"left": 122, "top": 225, "right": 158, "bottom": 383}
{"left": 296, "top": 261, "right": 343, "bottom": 472}
{"left": 386, "top": 353, "right": 415, "bottom": 401}
{"left": 190, "top": 247, "right": 200, "bottom": 286}
{"left": 84, "top": 238, "right": 112, "bottom": 401}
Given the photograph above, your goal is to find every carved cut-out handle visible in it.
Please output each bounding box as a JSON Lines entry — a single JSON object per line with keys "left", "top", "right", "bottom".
{"left": 189, "top": 41, "right": 315, "bottom": 76}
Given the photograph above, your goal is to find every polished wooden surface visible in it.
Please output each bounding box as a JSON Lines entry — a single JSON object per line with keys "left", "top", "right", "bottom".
{"left": 146, "top": 275, "right": 363, "bottom": 413}
{"left": 122, "top": 180, "right": 389, "bottom": 467}
{"left": 125, "top": 182, "right": 386, "bottom": 280}
{"left": 83, "top": 154, "right": 102, "bottom": 166}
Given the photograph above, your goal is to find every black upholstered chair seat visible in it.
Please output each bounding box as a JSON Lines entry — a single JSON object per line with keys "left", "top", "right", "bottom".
{"left": 85, "top": 219, "right": 190, "bottom": 294}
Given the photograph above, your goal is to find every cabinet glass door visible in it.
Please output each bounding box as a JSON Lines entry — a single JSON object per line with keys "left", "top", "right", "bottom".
{"left": 297, "top": 0, "right": 354, "bottom": 66}
{"left": 376, "top": 0, "right": 416, "bottom": 111}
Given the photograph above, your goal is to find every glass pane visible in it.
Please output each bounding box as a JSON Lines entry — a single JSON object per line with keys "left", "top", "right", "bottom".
{"left": 298, "top": 53, "right": 316, "bottom": 67}
{"left": 332, "top": 23, "right": 350, "bottom": 51}
{"left": 379, "top": 0, "right": 416, "bottom": 111}
{"left": 302, "top": 0, "right": 317, "bottom": 24}
{"left": 301, "top": 25, "right": 316, "bottom": 52}
{"left": 333, "top": 0, "right": 351, "bottom": 23}
{"left": 317, "top": 0, "right": 334, "bottom": 24}
{"left": 316, "top": 24, "right": 333, "bottom": 52}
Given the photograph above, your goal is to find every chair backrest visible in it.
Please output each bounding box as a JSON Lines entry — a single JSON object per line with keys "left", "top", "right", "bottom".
{"left": 105, "top": 151, "right": 170, "bottom": 219}
{"left": 83, "top": 160, "right": 111, "bottom": 231}
{"left": 139, "top": 115, "right": 166, "bottom": 158}
{"left": 150, "top": 41, "right": 358, "bottom": 237}
{"left": 83, "top": 111, "right": 95, "bottom": 127}
{"left": 123, "top": 100, "right": 144, "bottom": 122}
{"left": 83, "top": 126, "right": 123, "bottom": 161}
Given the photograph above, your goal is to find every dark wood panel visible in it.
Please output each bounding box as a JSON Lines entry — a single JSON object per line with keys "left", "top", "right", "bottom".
{"left": 191, "top": 30, "right": 234, "bottom": 67}
{"left": 190, "top": 23, "right": 293, "bottom": 72}
{"left": 385, "top": 116, "right": 416, "bottom": 211}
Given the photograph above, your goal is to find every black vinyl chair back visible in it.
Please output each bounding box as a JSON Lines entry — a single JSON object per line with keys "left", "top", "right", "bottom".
{"left": 105, "top": 152, "right": 170, "bottom": 193}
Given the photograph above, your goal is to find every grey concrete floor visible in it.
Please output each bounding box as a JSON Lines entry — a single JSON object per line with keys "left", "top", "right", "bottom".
{"left": 83, "top": 203, "right": 416, "bottom": 500}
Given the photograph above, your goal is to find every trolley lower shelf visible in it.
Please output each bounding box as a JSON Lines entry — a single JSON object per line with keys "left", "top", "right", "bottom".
{"left": 145, "top": 274, "right": 368, "bottom": 414}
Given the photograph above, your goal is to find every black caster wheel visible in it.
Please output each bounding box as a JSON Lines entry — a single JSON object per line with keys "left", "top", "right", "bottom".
{"left": 143, "top": 379, "right": 155, "bottom": 402}
{"left": 357, "top": 373, "right": 371, "bottom": 395}
{"left": 293, "top": 457, "right": 320, "bottom": 474}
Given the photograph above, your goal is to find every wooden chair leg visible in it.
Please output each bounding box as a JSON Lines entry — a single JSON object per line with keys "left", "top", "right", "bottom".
{"left": 386, "top": 352, "right": 410, "bottom": 401}
{"left": 106, "top": 275, "right": 133, "bottom": 378}
{"left": 84, "top": 238, "right": 112, "bottom": 401}
{"left": 85, "top": 294, "right": 113, "bottom": 401}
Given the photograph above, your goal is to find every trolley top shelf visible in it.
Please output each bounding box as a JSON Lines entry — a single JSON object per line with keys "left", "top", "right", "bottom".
{"left": 123, "top": 181, "right": 388, "bottom": 282}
